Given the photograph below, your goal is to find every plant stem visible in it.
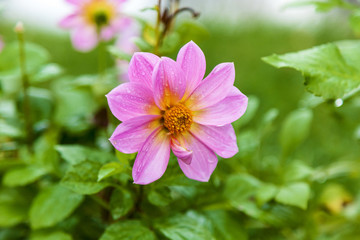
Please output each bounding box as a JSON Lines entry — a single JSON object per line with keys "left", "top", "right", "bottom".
{"left": 98, "top": 39, "right": 107, "bottom": 81}
{"left": 154, "top": 0, "right": 162, "bottom": 55}
{"left": 16, "top": 23, "right": 33, "bottom": 148}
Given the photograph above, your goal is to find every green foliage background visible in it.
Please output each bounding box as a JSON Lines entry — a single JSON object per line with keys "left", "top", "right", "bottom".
{"left": 1, "top": 3, "right": 360, "bottom": 239}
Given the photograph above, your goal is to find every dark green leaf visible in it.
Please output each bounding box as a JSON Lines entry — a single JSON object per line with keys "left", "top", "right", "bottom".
{"left": 61, "top": 160, "right": 110, "bottom": 194}
{"left": 98, "top": 162, "right": 126, "bottom": 182}
{"left": 100, "top": 220, "right": 156, "bottom": 240}
{"left": 148, "top": 187, "right": 172, "bottom": 207}
{"left": 29, "top": 184, "right": 83, "bottom": 229}
{"left": 30, "top": 230, "right": 72, "bottom": 240}
{"left": 109, "top": 188, "right": 134, "bottom": 220}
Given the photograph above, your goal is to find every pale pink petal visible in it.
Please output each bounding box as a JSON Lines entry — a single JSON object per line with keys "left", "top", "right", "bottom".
{"left": 71, "top": 26, "right": 98, "bottom": 52}
{"left": 100, "top": 25, "right": 116, "bottom": 41}
{"left": 128, "top": 52, "right": 160, "bottom": 90}
{"left": 106, "top": 82, "right": 160, "bottom": 122}
{"left": 110, "top": 115, "right": 161, "bottom": 153}
{"left": 152, "top": 57, "right": 186, "bottom": 110}
{"left": 178, "top": 132, "right": 218, "bottom": 182}
{"left": 192, "top": 86, "right": 248, "bottom": 125}
{"left": 59, "top": 13, "right": 82, "bottom": 28}
{"left": 190, "top": 123, "right": 238, "bottom": 158}
{"left": 171, "top": 137, "right": 192, "bottom": 165}
{"left": 186, "top": 62, "right": 235, "bottom": 111}
{"left": 133, "top": 128, "right": 171, "bottom": 184}
{"left": 116, "top": 17, "right": 139, "bottom": 54}
{"left": 176, "top": 41, "right": 205, "bottom": 100}
{"left": 65, "top": 0, "right": 87, "bottom": 5}
{"left": 0, "top": 36, "right": 4, "bottom": 53}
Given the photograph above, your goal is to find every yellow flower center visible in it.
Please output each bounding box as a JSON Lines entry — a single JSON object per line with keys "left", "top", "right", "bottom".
{"left": 163, "top": 104, "right": 193, "bottom": 135}
{"left": 83, "top": 0, "right": 115, "bottom": 27}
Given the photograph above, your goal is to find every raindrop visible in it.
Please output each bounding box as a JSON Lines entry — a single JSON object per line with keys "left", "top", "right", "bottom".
{"left": 334, "top": 98, "right": 343, "bottom": 107}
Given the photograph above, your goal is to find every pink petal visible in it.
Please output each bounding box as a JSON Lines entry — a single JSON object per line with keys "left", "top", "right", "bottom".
{"left": 65, "top": 0, "right": 87, "bottom": 5}
{"left": 133, "top": 128, "right": 171, "bottom": 184}
{"left": 128, "top": 52, "right": 160, "bottom": 90}
{"left": 59, "top": 13, "right": 82, "bottom": 28}
{"left": 190, "top": 123, "right": 238, "bottom": 158}
{"left": 152, "top": 57, "right": 186, "bottom": 110}
{"left": 171, "top": 137, "right": 192, "bottom": 165}
{"left": 186, "top": 62, "right": 235, "bottom": 111}
{"left": 71, "top": 26, "right": 98, "bottom": 52}
{"left": 178, "top": 132, "right": 218, "bottom": 182}
{"left": 106, "top": 82, "right": 160, "bottom": 122}
{"left": 176, "top": 41, "right": 206, "bottom": 100}
{"left": 110, "top": 115, "right": 161, "bottom": 153}
{"left": 192, "top": 86, "right": 248, "bottom": 125}
{"left": 100, "top": 25, "right": 116, "bottom": 41}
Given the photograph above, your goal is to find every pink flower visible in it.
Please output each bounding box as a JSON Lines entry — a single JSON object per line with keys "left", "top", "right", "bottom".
{"left": 106, "top": 41, "right": 248, "bottom": 184}
{"left": 59, "top": 0, "right": 129, "bottom": 51}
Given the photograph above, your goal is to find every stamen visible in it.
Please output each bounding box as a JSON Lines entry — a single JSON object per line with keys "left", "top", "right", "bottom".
{"left": 163, "top": 104, "right": 192, "bottom": 135}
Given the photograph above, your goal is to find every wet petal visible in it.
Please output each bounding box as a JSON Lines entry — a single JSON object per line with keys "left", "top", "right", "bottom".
{"left": 176, "top": 41, "right": 205, "bottom": 100}
{"left": 186, "top": 62, "right": 235, "bottom": 110}
{"left": 110, "top": 115, "right": 161, "bottom": 153}
{"left": 128, "top": 52, "right": 159, "bottom": 90}
{"left": 193, "top": 86, "right": 248, "bottom": 125}
{"left": 106, "top": 82, "right": 160, "bottom": 122}
{"left": 171, "top": 137, "right": 192, "bottom": 165}
{"left": 190, "top": 123, "right": 238, "bottom": 158}
{"left": 178, "top": 132, "right": 218, "bottom": 182}
{"left": 71, "top": 26, "right": 98, "bottom": 52}
{"left": 133, "top": 128, "right": 171, "bottom": 184}
{"left": 152, "top": 57, "right": 186, "bottom": 110}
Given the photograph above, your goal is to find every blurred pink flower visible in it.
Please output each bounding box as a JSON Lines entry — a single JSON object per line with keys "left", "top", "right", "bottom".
{"left": 115, "top": 18, "right": 140, "bottom": 81}
{"left": 60, "top": 0, "right": 128, "bottom": 51}
{"left": 107, "top": 41, "right": 248, "bottom": 184}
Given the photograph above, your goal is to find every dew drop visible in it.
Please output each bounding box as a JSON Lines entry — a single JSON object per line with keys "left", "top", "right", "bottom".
{"left": 335, "top": 98, "right": 343, "bottom": 107}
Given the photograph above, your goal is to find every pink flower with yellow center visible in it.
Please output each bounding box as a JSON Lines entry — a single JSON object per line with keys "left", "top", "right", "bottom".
{"left": 60, "top": 0, "right": 129, "bottom": 51}
{"left": 107, "top": 41, "right": 248, "bottom": 184}
{"left": 0, "top": 36, "right": 4, "bottom": 53}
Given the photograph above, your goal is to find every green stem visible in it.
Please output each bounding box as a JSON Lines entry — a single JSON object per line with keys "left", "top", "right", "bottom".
{"left": 98, "top": 39, "right": 107, "bottom": 81}
{"left": 16, "top": 23, "right": 33, "bottom": 148}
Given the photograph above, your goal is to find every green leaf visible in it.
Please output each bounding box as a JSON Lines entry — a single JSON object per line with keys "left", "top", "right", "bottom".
{"left": 275, "top": 182, "right": 310, "bottom": 209}
{"left": 280, "top": 108, "right": 313, "bottom": 156}
{"left": 98, "top": 162, "right": 126, "bottom": 182}
{"left": 0, "top": 188, "right": 32, "bottom": 227}
{"left": 156, "top": 212, "right": 215, "bottom": 240}
{"left": 176, "top": 21, "right": 209, "bottom": 44}
{"left": 205, "top": 210, "right": 247, "bottom": 240}
{"left": 256, "top": 183, "right": 278, "bottom": 206}
{"left": 225, "top": 174, "right": 262, "bottom": 206}
{"left": 0, "top": 42, "right": 49, "bottom": 74}
{"left": 29, "top": 184, "right": 83, "bottom": 229}
{"left": 2, "top": 166, "right": 47, "bottom": 187}
{"left": 61, "top": 160, "right": 110, "bottom": 194}
{"left": 284, "top": 161, "right": 313, "bottom": 182}
{"left": 263, "top": 43, "right": 360, "bottom": 99}
{"left": 30, "top": 230, "right": 72, "bottom": 240}
{"left": 107, "top": 46, "right": 132, "bottom": 61}
{"left": 109, "top": 188, "right": 134, "bottom": 220}
{"left": 284, "top": 0, "right": 354, "bottom": 12}
{"left": 56, "top": 145, "right": 117, "bottom": 165}
{"left": 100, "top": 220, "right": 156, "bottom": 240}
{"left": 233, "top": 95, "right": 259, "bottom": 129}
{"left": 0, "top": 119, "right": 23, "bottom": 138}
{"left": 32, "top": 63, "right": 63, "bottom": 83}
{"left": 148, "top": 186, "right": 172, "bottom": 207}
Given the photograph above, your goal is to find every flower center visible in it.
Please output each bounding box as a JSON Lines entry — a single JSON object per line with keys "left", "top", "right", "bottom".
{"left": 83, "top": 0, "right": 115, "bottom": 27}
{"left": 163, "top": 104, "right": 193, "bottom": 135}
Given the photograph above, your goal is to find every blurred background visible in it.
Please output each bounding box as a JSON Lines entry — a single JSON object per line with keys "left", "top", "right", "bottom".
{"left": 1, "top": 0, "right": 360, "bottom": 239}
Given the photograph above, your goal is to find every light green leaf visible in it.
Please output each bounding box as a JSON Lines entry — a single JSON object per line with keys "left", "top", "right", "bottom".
{"left": 100, "top": 220, "right": 156, "bottom": 240}
{"left": 280, "top": 108, "right": 313, "bottom": 156}
{"left": 2, "top": 166, "right": 47, "bottom": 187}
{"left": 98, "top": 162, "right": 126, "bottom": 182}
{"left": 109, "top": 188, "right": 134, "bottom": 220}
{"left": 284, "top": 161, "right": 313, "bottom": 182}
{"left": 263, "top": 43, "right": 360, "bottom": 99}
{"left": 30, "top": 230, "right": 72, "bottom": 240}
{"left": 156, "top": 212, "right": 215, "bottom": 240}
{"left": 61, "top": 160, "right": 110, "bottom": 194}
{"left": 275, "top": 182, "right": 310, "bottom": 209}
{"left": 256, "top": 183, "right": 278, "bottom": 206}
{"left": 225, "top": 174, "right": 262, "bottom": 206}
{"left": 0, "top": 119, "right": 23, "bottom": 138}
{"left": 29, "top": 184, "right": 83, "bottom": 229}
{"left": 233, "top": 95, "right": 259, "bottom": 129}
{"left": 32, "top": 63, "right": 63, "bottom": 83}
{"left": 284, "top": 0, "right": 352, "bottom": 12}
